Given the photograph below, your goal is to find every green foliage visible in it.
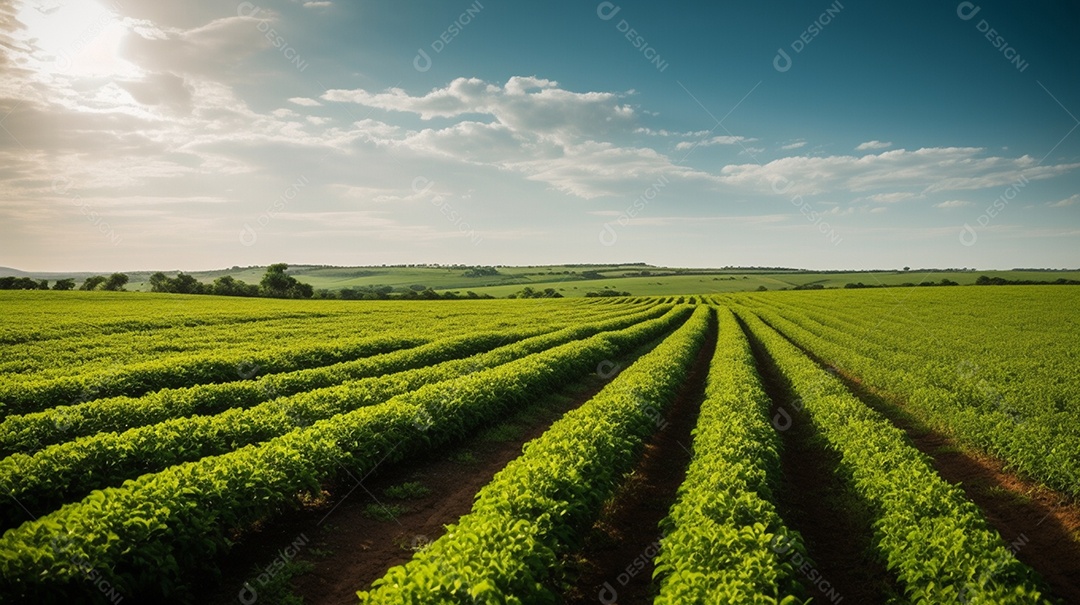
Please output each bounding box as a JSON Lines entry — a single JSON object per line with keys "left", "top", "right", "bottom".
{"left": 736, "top": 308, "right": 1048, "bottom": 603}
{"left": 508, "top": 286, "right": 563, "bottom": 299}
{"left": 744, "top": 287, "right": 1080, "bottom": 500}
{"left": 357, "top": 306, "right": 709, "bottom": 603}
{"left": 78, "top": 275, "right": 106, "bottom": 290}
{"left": 383, "top": 481, "right": 431, "bottom": 500}
{"left": 653, "top": 307, "right": 807, "bottom": 604}
{"left": 0, "top": 304, "right": 685, "bottom": 602}
{"left": 261, "top": 263, "right": 313, "bottom": 299}
{"left": 363, "top": 504, "right": 409, "bottom": 521}
{"left": 101, "top": 273, "right": 128, "bottom": 291}
{"left": 0, "top": 331, "right": 560, "bottom": 527}
{"left": 0, "top": 277, "right": 51, "bottom": 290}
{"left": 0, "top": 332, "right": 429, "bottom": 417}
{"left": 149, "top": 271, "right": 214, "bottom": 294}
{"left": 462, "top": 266, "right": 500, "bottom": 278}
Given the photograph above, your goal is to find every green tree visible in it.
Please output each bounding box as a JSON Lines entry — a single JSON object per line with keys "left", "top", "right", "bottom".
{"left": 260, "top": 263, "right": 293, "bottom": 298}
{"left": 170, "top": 273, "right": 203, "bottom": 294}
{"left": 211, "top": 275, "right": 240, "bottom": 296}
{"left": 52, "top": 279, "right": 75, "bottom": 291}
{"left": 102, "top": 273, "right": 129, "bottom": 291}
{"left": 80, "top": 276, "right": 107, "bottom": 290}
{"left": 259, "top": 264, "right": 313, "bottom": 299}
{"left": 149, "top": 272, "right": 172, "bottom": 292}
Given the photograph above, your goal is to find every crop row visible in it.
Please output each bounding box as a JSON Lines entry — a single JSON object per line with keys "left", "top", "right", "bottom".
{"left": 737, "top": 309, "right": 1048, "bottom": 604}
{"left": 0, "top": 306, "right": 691, "bottom": 602}
{"left": 652, "top": 307, "right": 807, "bottom": 604}
{"left": 1, "top": 300, "right": 647, "bottom": 412}
{"left": 0, "top": 333, "right": 426, "bottom": 416}
{"left": 2, "top": 311, "right": 420, "bottom": 380}
{"left": 0, "top": 328, "right": 544, "bottom": 455}
{"left": 357, "top": 306, "right": 711, "bottom": 602}
{"left": 0, "top": 305, "right": 674, "bottom": 529}
{"left": 748, "top": 299, "right": 1080, "bottom": 500}
{"left": 1, "top": 303, "right": 662, "bottom": 457}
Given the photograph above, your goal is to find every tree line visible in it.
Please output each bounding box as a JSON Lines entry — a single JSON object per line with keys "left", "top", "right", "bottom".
{"left": 150, "top": 264, "right": 313, "bottom": 299}
{"left": 0, "top": 274, "right": 127, "bottom": 291}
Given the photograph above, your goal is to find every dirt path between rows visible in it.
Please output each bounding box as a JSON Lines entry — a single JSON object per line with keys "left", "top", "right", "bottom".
{"left": 562, "top": 313, "right": 716, "bottom": 604}
{"left": 764, "top": 318, "right": 1080, "bottom": 603}
{"left": 201, "top": 347, "right": 655, "bottom": 605}
{"left": 739, "top": 316, "right": 897, "bottom": 604}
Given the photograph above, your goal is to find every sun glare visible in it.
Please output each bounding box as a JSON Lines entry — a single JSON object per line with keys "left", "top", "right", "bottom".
{"left": 17, "top": 0, "right": 136, "bottom": 78}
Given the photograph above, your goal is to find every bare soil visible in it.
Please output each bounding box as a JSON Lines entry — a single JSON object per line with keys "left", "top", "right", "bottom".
{"left": 766, "top": 318, "right": 1080, "bottom": 603}
{"left": 562, "top": 314, "right": 717, "bottom": 604}
{"left": 202, "top": 349, "right": 648, "bottom": 605}
{"left": 740, "top": 316, "right": 898, "bottom": 604}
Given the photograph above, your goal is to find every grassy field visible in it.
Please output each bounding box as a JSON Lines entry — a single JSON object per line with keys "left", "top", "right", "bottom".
{"left": 439, "top": 268, "right": 1080, "bottom": 297}
{"left": 2, "top": 288, "right": 1077, "bottom": 603}
{"left": 6, "top": 264, "right": 1079, "bottom": 297}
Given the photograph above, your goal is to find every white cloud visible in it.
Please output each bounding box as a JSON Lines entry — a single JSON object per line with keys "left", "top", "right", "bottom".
{"left": 674, "top": 135, "right": 756, "bottom": 151}
{"left": 119, "top": 14, "right": 275, "bottom": 79}
{"left": 860, "top": 192, "right": 920, "bottom": 204}
{"left": 856, "top": 140, "right": 892, "bottom": 151}
{"left": 323, "top": 76, "right": 635, "bottom": 143}
{"left": 634, "top": 128, "right": 710, "bottom": 138}
{"left": 717, "top": 148, "right": 1080, "bottom": 196}
{"left": 289, "top": 97, "right": 322, "bottom": 107}
{"left": 320, "top": 77, "right": 716, "bottom": 199}
{"left": 780, "top": 140, "right": 807, "bottom": 150}
{"left": 935, "top": 200, "right": 976, "bottom": 209}
{"left": 618, "top": 214, "right": 789, "bottom": 227}
{"left": 1049, "top": 194, "right": 1079, "bottom": 208}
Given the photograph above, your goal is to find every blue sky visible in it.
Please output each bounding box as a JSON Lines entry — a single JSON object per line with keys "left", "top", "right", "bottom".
{"left": 1, "top": 0, "right": 1078, "bottom": 271}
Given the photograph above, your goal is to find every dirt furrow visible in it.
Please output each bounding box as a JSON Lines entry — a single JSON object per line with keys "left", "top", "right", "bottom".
{"left": 201, "top": 343, "right": 660, "bottom": 605}
{"left": 562, "top": 313, "right": 716, "bottom": 605}
{"left": 738, "top": 314, "right": 896, "bottom": 604}
{"left": 762, "top": 319, "right": 1080, "bottom": 603}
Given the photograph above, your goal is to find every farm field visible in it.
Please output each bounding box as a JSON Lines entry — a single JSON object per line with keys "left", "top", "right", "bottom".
{"left": 0, "top": 288, "right": 1078, "bottom": 604}
{"left": 6, "top": 264, "right": 1080, "bottom": 298}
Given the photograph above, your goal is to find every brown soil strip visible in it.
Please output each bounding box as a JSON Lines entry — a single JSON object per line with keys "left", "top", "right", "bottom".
{"left": 200, "top": 345, "right": 663, "bottom": 605}
{"left": 562, "top": 314, "right": 717, "bottom": 605}
{"left": 739, "top": 315, "right": 898, "bottom": 604}
{"left": 763, "top": 320, "right": 1080, "bottom": 603}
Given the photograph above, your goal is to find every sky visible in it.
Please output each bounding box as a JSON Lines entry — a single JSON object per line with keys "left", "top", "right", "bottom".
{"left": 1, "top": 0, "right": 1078, "bottom": 272}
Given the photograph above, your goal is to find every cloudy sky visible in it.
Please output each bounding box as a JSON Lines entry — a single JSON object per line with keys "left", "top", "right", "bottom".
{"left": 1, "top": 0, "right": 1078, "bottom": 271}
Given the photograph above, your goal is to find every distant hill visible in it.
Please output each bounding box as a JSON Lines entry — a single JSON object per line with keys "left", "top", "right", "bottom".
{"left": 3, "top": 264, "right": 1079, "bottom": 297}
